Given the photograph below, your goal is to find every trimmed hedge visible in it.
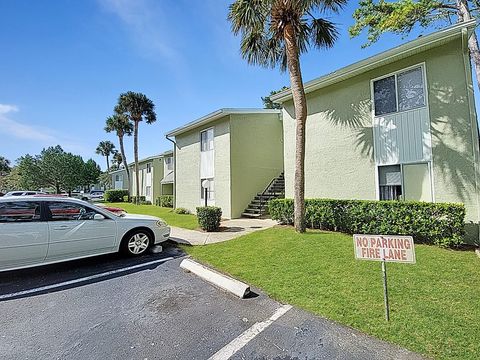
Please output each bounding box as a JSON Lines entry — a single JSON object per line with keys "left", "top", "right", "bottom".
{"left": 174, "top": 207, "right": 191, "bottom": 215}
{"left": 130, "top": 195, "right": 146, "bottom": 204}
{"left": 156, "top": 195, "right": 173, "bottom": 208}
{"left": 268, "top": 199, "right": 465, "bottom": 247}
{"left": 105, "top": 189, "right": 129, "bottom": 202}
{"left": 196, "top": 206, "right": 222, "bottom": 232}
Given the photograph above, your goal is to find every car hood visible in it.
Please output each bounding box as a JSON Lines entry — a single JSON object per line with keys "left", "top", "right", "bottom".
{"left": 121, "top": 213, "right": 160, "bottom": 221}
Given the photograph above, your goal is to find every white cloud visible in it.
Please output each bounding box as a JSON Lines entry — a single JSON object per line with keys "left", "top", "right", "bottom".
{"left": 0, "top": 104, "right": 89, "bottom": 155}
{"left": 0, "top": 104, "right": 19, "bottom": 115}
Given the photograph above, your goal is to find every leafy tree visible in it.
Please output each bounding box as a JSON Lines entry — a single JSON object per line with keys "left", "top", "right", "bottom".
{"left": 228, "top": 0, "right": 345, "bottom": 232}
{"left": 0, "top": 156, "right": 11, "bottom": 176}
{"left": 0, "top": 167, "right": 21, "bottom": 192}
{"left": 16, "top": 154, "right": 43, "bottom": 190}
{"left": 96, "top": 140, "right": 116, "bottom": 171}
{"left": 112, "top": 151, "right": 123, "bottom": 168}
{"left": 15, "top": 146, "right": 100, "bottom": 194}
{"left": 262, "top": 86, "right": 288, "bottom": 109}
{"left": 115, "top": 91, "right": 156, "bottom": 204}
{"left": 105, "top": 113, "right": 133, "bottom": 185}
{"left": 350, "top": 0, "right": 480, "bottom": 92}
{"left": 82, "top": 159, "right": 102, "bottom": 191}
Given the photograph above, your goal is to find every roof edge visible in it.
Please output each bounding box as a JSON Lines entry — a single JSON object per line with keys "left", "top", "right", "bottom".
{"left": 271, "top": 20, "right": 476, "bottom": 103}
{"left": 165, "top": 108, "right": 281, "bottom": 137}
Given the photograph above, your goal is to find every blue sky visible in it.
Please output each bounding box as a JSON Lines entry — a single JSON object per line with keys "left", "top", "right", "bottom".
{"left": 0, "top": 0, "right": 466, "bottom": 170}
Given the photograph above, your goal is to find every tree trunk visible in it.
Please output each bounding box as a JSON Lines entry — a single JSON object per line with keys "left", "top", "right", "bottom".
{"left": 134, "top": 121, "right": 140, "bottom": 205}
{"left": 106, "top": 155, "right": 110, "bottom": 173}
{"left": 284, "top": 23, "right": 307, "bottom": 233}
{"left": 456, "top": 0, "right": 480, "bottom": 93}
{"left": 56, "top": 184, "right": 60, "bottom": 194}
{"left": 118, "top": 134, "right": 131, "bottom": 190}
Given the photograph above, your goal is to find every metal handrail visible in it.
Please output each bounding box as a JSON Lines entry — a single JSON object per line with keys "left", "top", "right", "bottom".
{"left": 259, "top": 173, "right": 283, "bottom": 217}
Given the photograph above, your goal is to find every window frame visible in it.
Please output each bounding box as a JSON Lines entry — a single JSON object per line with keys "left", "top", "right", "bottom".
{"left": 371, "top": 63, "right": 427, "bottom": 117}
{"left": 200, "top": 128, "right": 214, "bottom": 152}
{"left": 0, "top": 200, "right": 43, "bottom": 223}
{"left": 44, "top": 201, "right": 105, "bottom": 222}
{"left": 146, "top": 163, "right": 152, "bottom": 174}
{"left": 375, "top": 161, "right": 434, "bottom": 202}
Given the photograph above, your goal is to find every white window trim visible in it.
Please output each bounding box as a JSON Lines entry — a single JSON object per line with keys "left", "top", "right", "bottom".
{"left": 370, "top": 62, "right": 428, "bottom": 117}
{"left": 375, "top": 161, "right": 435, "bottom": 202}
{"left": 200, "top": 127, "right": 214, "bottom": 152}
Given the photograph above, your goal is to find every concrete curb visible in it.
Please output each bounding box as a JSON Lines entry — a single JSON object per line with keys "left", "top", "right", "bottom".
{"left": 180, "top": 258, "right": 250, "bottom": 298}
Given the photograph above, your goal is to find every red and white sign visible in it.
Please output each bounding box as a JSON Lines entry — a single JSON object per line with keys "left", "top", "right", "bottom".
{"left": 353, "top": 234, "right": 416, "bottom": 264}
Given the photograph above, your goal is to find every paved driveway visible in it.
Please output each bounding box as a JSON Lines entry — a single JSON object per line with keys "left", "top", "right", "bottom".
{"left": 0, "top": 243, "right": 423, "bottom": 360}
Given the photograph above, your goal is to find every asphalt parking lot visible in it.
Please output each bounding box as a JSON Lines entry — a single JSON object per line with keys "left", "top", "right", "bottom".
{"left": 0, "top": 243, "right": 423, "bottom": 360}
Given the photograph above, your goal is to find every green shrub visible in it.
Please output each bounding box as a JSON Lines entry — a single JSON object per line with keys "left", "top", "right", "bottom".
{"left": 130, "top": 195, "right": 146, "bottom": 204}
{"left": 196, "top": 206, "right": 222, "bottom": 232}
{"left": 123, "top": 195, "right": 129, "bottom": 202}
{"left": 174, "top": 207, "right": 191, "bottom": 215}
{"left": 156, "top": 195, "right": 173, "bottom": 208}
{"left": 105, "top": 189, "right": 129, "bottom": 202}
{"left": 269, "top": 198, "right": 465, "bottom": 247}
{"left": 139, "top": 200, "right": 152, "bottom": 205}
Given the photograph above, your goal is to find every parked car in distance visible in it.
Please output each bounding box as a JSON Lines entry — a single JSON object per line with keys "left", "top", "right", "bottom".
{"left": 3, "top": 191, "right": 46, "bottom": 197}
{"left": 0, "top": 196, "right": 170, "bottom": 272}
{"left": 81, "top": 190, "right": 105, "bottom": 202}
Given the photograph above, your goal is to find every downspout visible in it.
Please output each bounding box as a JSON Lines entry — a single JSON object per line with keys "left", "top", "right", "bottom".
{"left": 462, "top": 27, "right": 480, "bottom": 245}
{"left": 166, "top": 134, "right": 177, "bottom": 209}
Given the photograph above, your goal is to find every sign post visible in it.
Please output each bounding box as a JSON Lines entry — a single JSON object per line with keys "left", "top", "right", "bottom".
{"left": 353, "top": 234, "right": 416, "bottom": 321}
{"left": 381, "top": 259, "right": 389, "bottom": 321}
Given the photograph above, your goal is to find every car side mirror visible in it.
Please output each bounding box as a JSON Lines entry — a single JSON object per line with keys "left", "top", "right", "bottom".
{"left": 94, "top": 214, "right": 105, "bottom": 220}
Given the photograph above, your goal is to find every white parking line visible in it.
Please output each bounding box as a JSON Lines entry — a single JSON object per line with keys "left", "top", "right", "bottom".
{"left": 0, "top": 257, "right": 174, "bottom": 301}
{"left": 208, "top": 304, "right": 293, "bottom": 360}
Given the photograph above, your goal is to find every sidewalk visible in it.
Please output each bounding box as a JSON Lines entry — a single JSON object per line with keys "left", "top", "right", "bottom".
{"left": 169, "top": 218, "right": 277, "bottom": 245}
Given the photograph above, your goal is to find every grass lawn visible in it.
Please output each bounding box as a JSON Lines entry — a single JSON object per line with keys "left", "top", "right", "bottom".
{"left": 104, "top": 202, "right": 198, "bottom": 230}
{"left": 182, "top": 227, "right": 480, "bottom": 360}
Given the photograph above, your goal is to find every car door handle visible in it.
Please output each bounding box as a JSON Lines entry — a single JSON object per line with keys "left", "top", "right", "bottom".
{"left": 52, "top": 225, "right": 70, "bottom": 230}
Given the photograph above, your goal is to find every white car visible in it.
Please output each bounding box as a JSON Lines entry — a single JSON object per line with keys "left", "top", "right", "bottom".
{"left": 3, "top": 191, "right": 46, "bottom": 197}
{"left": 81, "top": 190, "right": 104, "bottom": 202}
{"left": 0, "top": 196, "right": 171, "bottom": 272}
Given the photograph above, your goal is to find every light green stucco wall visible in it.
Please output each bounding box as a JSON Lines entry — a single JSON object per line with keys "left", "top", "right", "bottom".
{"left": 282, "top": 38, "right": 480, "bottom": 243}
{"left": 230, "top": 113, "right": 284, "bottom": 218}
{"left": 129, "top": 156, "right": 164, "bottom": 201}
{"left": 175, "top": 116, "right": 231, "bottom": 216}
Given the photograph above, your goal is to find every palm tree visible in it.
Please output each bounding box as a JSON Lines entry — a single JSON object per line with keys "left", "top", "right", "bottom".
{"left": 105, "top": 113, "right": 133, "bottom": 185}
{"left": 0, "top": 156, "right": 11, "bottom": 176}
{"left": 95, "top": 141, "right": 116, "bottom": 171}
{"left": 228, "top": 0, "right": 345, "bottom": 233}
{"left": 115, "top": 91, "right": 156, "bottom": 204}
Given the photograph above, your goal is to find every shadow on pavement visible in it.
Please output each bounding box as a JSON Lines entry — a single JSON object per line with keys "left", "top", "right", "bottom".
{"left": 0, "top": 242, "right": 185, "bottom": 301}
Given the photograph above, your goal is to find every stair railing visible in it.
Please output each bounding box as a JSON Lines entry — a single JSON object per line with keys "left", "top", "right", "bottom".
{"left": 259, "top": 174, "right": 281, "bottom": 217}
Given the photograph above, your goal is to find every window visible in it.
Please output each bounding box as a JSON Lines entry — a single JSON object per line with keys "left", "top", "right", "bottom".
{"left": 115, "top": 175, "right": 120, "bottom": 182}
{"left": 397, "top": 67, "right": 425, "bottom": 111}
{"left": 146, "top": 163, "right": 152, "bottom": 173}
{"left": 46, "top": 201, "right": 99, "bottom": 221}
{"left": 146, "top": 186, "right": 151, "bottom": 197}
{"left": 200, "top": 178, "right": 215, "bottom": 201}
{"left": 165, "top": 157, "right": 173, "bottom": 171}
{"left": 0, "top": 201, "right": 41, "bottom": 223}
{"left": 373, "top": 66, "right": 425, "bottom": 116}
{"left": 200, "top": 128, "right": 214, "bottom": 152}
{"left": 378, "top": 165, "right": 402, "bottom": 201}
{"left": 374, "top": 75, "right": 397, "bottom": 116}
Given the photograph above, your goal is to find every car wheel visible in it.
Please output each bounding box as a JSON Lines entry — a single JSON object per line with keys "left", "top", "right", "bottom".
{"left": 121, "top": 230, "right": 152, "bottom": 256}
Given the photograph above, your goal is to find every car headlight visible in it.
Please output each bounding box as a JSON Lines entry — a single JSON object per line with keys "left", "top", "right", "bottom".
{"left": 156, "top": 219, "right": 167, "bottom": 227}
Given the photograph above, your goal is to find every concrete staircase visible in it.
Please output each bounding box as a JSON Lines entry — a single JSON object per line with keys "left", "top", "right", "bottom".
{"left": 242, "top": 173, "right": 285, "bottom": 218}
